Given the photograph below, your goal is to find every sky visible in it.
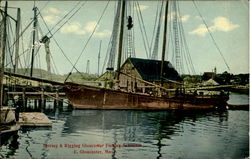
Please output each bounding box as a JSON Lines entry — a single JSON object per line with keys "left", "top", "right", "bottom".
{"left": 2, "top": 0, "right": 249, "bottom": 75}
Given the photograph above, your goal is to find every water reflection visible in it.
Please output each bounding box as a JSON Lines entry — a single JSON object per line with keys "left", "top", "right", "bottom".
{"left": 1, "top": 134, "right": 19, "bottom": 158}
{"left": 0, "top": 93, "right": 249, "bottom": 159}
{"left": 58, "top": 109, "right": 232, "bottom": 159}
{"left": 64, "top": 110, "right": 184, "bottom": 137}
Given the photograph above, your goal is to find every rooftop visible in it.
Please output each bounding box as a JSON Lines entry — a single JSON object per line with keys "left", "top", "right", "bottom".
{"left": 124, "top": 58, "right": 182, "bottom": 82}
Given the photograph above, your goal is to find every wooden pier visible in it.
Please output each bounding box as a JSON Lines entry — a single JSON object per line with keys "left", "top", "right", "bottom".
{"left": 7, "top": 91, "right": 65, "bottom": 99}
{"left": 1, "top": 71, "right": 68, "bottom": 110}
{"left": 18, "top": 112, "right": 52, "bottom": 126}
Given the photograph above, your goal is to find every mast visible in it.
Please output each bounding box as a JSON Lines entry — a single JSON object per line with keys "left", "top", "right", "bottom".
{"left": 107, "top": 0, "right": 121, "bottom": 71}
{"left": 44, "top": 37, "right": 51, "bottom": 73}
{"left": 30, "top": 7, "right": 38, "bottom": 77}
{"left": 115, "top": 0, "right": 126, "bottom": 81}
{"left": 98, "top": 40, "right": 102, "bottom": 76}
{"left": 160, "top": 0, "right": 169, "bottom": 86}
{"left": 14, "top": 8, "right": 21, "bottom": 73}
{"left": 0, "top": 1, "right": 8, "bottom": 106}
{"left": 86, "top": 60, "right": 90, "bottom": 74}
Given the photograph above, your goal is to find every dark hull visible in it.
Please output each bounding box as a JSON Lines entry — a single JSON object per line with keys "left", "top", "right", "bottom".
{"left": 64, "top": 82, "right": 229, "bottom": 110}
{"left": 230, "top": 87, "right": 249, "bottom": 95}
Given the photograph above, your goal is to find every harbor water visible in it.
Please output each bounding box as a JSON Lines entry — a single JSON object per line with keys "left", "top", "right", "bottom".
{"left": 0, "top": 93, "right": 249, "bottom": 159}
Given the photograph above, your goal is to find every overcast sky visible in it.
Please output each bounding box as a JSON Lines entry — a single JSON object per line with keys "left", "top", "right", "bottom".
{"left": 4, "top": 0, "right": 249, "bottom": 75}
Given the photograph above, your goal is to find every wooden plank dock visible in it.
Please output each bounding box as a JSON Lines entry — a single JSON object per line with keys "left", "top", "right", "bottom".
{"left": 7, "top": 91, "right": 65, "bottom": 99}
{"left": 0, "top": 124, "right": 20, "bottom": 135}
{"left": 18, "top": 112, "right": 52, "bottom": 126}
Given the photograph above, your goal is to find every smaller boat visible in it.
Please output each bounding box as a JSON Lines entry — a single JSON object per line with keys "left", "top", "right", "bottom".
{"left": 0, "top": 106, "right": 20, "bottom": 144}
{"left": 0, "top": 2, "right": 20, "bottom": 141}
{"left": 230, "top": 85, "right": 249, "bottom": 94}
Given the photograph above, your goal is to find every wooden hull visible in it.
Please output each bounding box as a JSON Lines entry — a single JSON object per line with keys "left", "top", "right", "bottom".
{"left": 64, "top": 83, "right": 229, "bottom": 110}
{"left": 0, "top": 124, "right": 20, "bottom": 136}
{"left": 0, "top": 107, "right": 16, "bottom": 124}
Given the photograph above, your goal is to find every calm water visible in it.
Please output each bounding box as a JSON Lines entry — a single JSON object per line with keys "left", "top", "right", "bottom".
{"left": 0, "top": 93, "right": 249, "bottom": 159}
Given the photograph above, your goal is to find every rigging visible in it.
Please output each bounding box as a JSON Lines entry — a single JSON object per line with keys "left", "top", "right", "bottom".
{"left": 67, "top": 0, "right": 111, "bottom": 80}
{"left": 44, "top": 1, "right": 86, "bottom": 38}
{"left": 135, "top": 1, "right": 150, "bottom": 58}
{"left": 149, "top": 0, "right": 161, "bottom": 56}
{"left": 192, "top": 0, "right": 230, "bottom": 72}
{"left": 151, "top": 0, "right": 164, "bottom": 60}
{"left": 106, "top": 0, "right": 121, "bottom": 71}
{"left": 165, "top": 1, "right": 196, "bottom": 75}
{"left": 123, "top": 0, "right": 135, "bottom": 62}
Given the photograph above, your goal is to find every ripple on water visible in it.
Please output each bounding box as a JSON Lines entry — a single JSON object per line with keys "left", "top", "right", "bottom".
{"left": 0, "top": 96, "right": 249, "bottom": 159}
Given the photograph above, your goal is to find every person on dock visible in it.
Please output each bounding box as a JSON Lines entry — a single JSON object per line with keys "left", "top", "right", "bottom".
{"left": 193, "top": 90, "right": 198, "bottom": 96}
{"left": 175, "top": 88, "right": 179, "bottom": 97}
{"left": 13, "top": 95, "right": 21, "bottom": 121}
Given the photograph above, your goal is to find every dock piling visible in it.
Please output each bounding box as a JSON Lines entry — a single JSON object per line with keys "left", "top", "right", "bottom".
{"left": 41, "top": 87, "right": 45, "bottom": 112}
{"left": 22, "top": 87, "right": 26, "bottom": 108}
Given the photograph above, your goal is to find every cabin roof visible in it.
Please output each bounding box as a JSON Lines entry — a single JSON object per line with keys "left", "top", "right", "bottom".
{"left": 124, "top": 58, "right": 182, "bottom": 82}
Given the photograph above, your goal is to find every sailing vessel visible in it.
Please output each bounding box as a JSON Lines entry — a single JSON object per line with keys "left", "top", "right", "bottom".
{"left": 0, "top": 2, "right": 20, "bottom": 138}
{"left": 64, "top": 0, "right": 229, "bottom": 110}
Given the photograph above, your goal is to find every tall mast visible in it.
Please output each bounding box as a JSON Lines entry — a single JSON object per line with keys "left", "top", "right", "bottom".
{"left": 98, "top": 40, "right": 102, "bottom": 76}
{"left": 115, "top": 0, "right": 126, "bottom": 81}
{"left": 0, "top": 1, "right": 8, "bottom": 106}
{"left": 107, "top": 0, "right": 121, "bottom": 71}
{"left": 30, "top": 7, "right": 38, "bottom": 77}
{"left": 160, "top": 0, "right": 169, "bottom": 86}
{"left": 14, "top": 8, "right": 21, "bottom": 73}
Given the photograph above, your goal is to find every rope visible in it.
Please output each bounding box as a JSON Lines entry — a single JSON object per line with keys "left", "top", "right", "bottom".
{"left": 19, "top": 23, "right": 25, "bottom": 70}
{"left": 136, "top": 1, "right": 151, "bottom": 57}
{"left": 149, "top": 0, "right": 161, "bottom": 58}
{"left": 132, "top": 1, "right": 136, "bottom": 57}
{"left": 36, "top": 22, "right": 46, "bottom": 79}
{"left": 174, "top": 1, "right": 185, "bottom": 74}
{"left": 3, "top": 18, "right": 36, "bottom": 69}
{"left": 9, "top": 17, "right": 16, "bottom": 68}
{"left": 50, "top": 53, "right": 59, "bottom": 75}
{"left": 177, "top": 3, "right": 196, "bottom": 74}
{"left": 7, "top": 18, "right": 34, "bottom": 53}
{"left": 40, "top": 1, "right": 50, "bottom": 12}
{"left": 5, "top": 47, "right": 30, "bottom": 68}
{"left": 47, "top": 1, "right": 86, "bottom": 38}
{"left": 23, "top": 45, "right": 42, "bottom": 76}
{"left": 52, "top": 37, "right": 81, "bottom": 74}
{"left": 101, "top": 33, "right": 113, "bottom": 74}
{"left": 36, "top": 44, "right": 42, "bottom": 78}
{"left": 151, "top": 0, "right": 164, "bottom": 60}
{"left": 135, "top": 2, "right": 149, "bottom": 58}
{"left": 68, "top": 0, "right": 111, "bottom": 78}
{"left": 192, "top": 0, "right": 230, "bottom": 71}
{"left": 38, "top": 9, "right": 87, "bottom": 78}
